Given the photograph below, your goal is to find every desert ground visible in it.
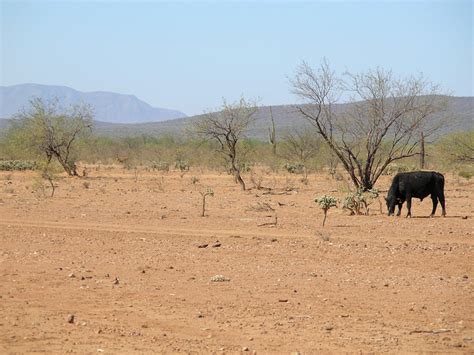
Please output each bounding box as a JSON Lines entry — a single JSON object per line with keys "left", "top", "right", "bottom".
{"left": 0, "top": 166, "right": 472, "bottom": 354}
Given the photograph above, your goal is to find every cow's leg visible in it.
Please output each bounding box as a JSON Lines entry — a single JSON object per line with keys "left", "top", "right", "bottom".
{"left": 396, "top": 202, "right": 402, "bottom": 216}
{"left": 430, "top": 194, "right": 438, "bottom": 217}
{"left": 406, "top": 196, "right": 412, "bottom": 218}
{"left": 439, "top": 192, "right": 446, "bottom": 217}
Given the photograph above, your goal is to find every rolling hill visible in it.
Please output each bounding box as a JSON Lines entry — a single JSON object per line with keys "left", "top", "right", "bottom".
{"left": 79, "top": 96, "right": 474, "bottom": 139}
{"left": 0, "top": 96, "right": 472, "bottom": 140}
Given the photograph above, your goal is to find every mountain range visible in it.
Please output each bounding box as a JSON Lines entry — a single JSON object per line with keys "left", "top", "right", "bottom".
{"left": 82, "top": 96, "right": 474, "bottom": 140}
{"left": 0, "top": 84, "right": 186, "bottom": 123}
{"left": 0, "top": 83, "right": 472, "bottom": 140}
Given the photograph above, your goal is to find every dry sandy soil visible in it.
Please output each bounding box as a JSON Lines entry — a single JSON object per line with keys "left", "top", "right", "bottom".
{"left": 0, "top": 166, "right": 473, "bottom": 354}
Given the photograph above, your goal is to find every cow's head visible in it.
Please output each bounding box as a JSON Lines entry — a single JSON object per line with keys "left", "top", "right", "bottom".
{"left": 385, "top": 194, "right": 397, "bottom": 216}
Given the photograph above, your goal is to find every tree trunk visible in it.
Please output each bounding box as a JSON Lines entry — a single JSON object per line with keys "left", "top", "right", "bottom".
{"left": 420, "top": 131, "right": 425, "bottom": 169}
{"left": 322, "top": 210, "right": 328, "bottom": 227}
{"left": 201, "top": 195, "right": 206, "bottom": 217}
{"left": 235, "top": 170, "right": 246, "bottom": 191}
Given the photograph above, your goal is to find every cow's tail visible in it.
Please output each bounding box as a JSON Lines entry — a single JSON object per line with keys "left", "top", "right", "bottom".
{"left": 435, "top": 172, "right": 445, "bottom": 190}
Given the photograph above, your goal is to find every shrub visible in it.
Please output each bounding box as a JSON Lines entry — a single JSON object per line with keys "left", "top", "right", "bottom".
{"left": 150, "top": 161, "right": 169, "bottom": 172}
{"left": 0, "top": 160, "right": 37, "bottom": 171}
{"left": 175, "top": 160, "right": 190, "bottom": 172}
{"left": 283, "top": 162, "right": 305, "bottom": 174}
{"left": 342, "top": 189, "right": 380, "bottom": 215}
{"left": 315, "top": 195, "right": 338, "bottom": 227}
{"left": 237, "top": 161, "right": 252, "bottom": 173}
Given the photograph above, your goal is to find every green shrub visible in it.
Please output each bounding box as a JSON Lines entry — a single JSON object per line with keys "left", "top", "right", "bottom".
{"left": 283, "top": 162, "right": 305, "bottom": 174}
{"left": 0, "top": 160, "right": 37, "bottom": 171}
{"left": 342, "top": 189, "right": 380, "bottom": 215}
{"left": 315, "top": 195, "right": 338, "bottom": 227}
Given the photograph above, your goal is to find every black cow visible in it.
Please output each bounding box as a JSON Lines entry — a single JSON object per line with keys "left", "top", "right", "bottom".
{"left": 385, "top": 171, "right": 446, "bottom": 218}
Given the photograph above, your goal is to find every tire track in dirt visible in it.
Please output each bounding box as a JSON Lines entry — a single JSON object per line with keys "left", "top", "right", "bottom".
{"left": 0, "top": 218, "right": 310, "bottom": 240}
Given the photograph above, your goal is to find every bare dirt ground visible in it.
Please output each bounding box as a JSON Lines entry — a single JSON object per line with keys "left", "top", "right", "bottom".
{"left": 0, "top": 166, "right": 473, "bottom": 354}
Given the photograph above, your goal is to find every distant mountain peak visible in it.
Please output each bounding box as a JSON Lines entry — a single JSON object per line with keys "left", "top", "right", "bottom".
{"left": 0, "top": 83, "right": 186, "bottom": 123}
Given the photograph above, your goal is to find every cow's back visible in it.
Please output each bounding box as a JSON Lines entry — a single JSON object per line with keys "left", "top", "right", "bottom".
{"left": 394, "top": 171, "right": 440, "bottom": 198}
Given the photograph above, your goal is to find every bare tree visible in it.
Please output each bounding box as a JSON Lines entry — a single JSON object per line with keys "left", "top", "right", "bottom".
{"left": 291, "top": 60, "right": 447, "bottom": 190}
{"left": 13, "top": 98, "right": 93, "bottom": 176}
{"left": 280, "top": 129, "right": 320, "bottom": 180}
{"left": 193, "top": 97, "right": 258, "bottom": 190}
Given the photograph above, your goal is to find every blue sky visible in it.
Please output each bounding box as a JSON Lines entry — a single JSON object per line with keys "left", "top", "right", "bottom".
{"left": 1, "top": 0, "right": 472, "bottom": 115}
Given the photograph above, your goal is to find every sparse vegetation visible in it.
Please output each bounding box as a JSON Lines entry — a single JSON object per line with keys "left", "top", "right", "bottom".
{"left": 193, "top": 97, "right": 258, "bottom": 190}
{"left": 8, "top": 98, "right": 93, "bottom": 176}
{"left": 342, "top": 189, "right": 380, "bottom": 216}
{"left": 315, "top": 195, "right": 338, "bottom": 227}
{"left": 0, "top": 160, "right": 37, "bottom": 171}
{"left": 199, "top": 187, "right": 214, "bottom": 217}
{"left": 291, "top": 60, "right": 447, "bottom": 190}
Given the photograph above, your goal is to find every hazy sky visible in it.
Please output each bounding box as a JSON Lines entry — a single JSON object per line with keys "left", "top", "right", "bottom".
{"left": 1, "top": 0, "right": 472, "bottom": 115}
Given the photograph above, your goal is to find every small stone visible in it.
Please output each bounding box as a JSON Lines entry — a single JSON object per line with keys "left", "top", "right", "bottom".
{"left": 68, "top": 273, "right": 75, "bottom": 278}
{"left": 67, "top": 314, "right": 75, "bottom": 324}
{"left": 278, "top": 299, "right": 288, "bottom": 303}
{"left": 323, "top": 324, "right": 334, "bottom": 331}
{"left": 113, "top": 277, "right": 119, "bottom": 285}
{"left": 198, "top": 244, "right": 208, "bottom": 248}
{"left": 212, "top": 243, "right": 221, "bottom": 248}
{"left": 210, "top": 275, "right": 230, "bottom": 282}
{"left": 242, "top": 347, "right": 249, "bottom": 351}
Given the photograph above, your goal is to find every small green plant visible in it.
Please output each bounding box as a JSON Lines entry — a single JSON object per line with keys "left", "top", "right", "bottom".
{"left": 199, "top": 187, "right": 214, "bottom": 217}
{"left": 342, "top": 189, "right": 380, "bottom": 215}
{"left": 283, "top": 162, "right": 305, "bottom": 174}
{"left": 190, "top": 176, "right": 200, "bottom": 185}
{"left": 315, "top": 195, "right": 338, "bottom": 227}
